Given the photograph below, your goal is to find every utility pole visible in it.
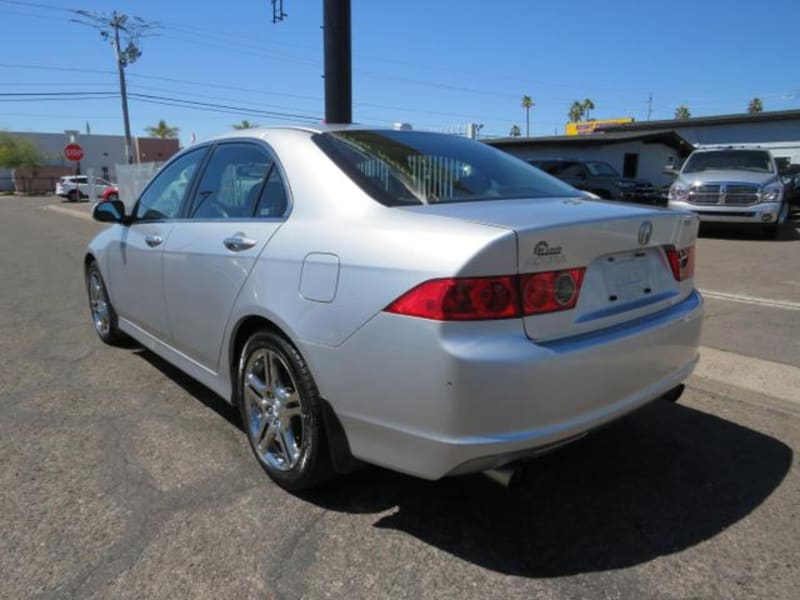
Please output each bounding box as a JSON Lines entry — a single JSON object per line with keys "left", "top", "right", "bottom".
{"left": 72, "top": 10, "right": 158, "bottom": 164}
{"left": 269, "top": 1, "right": 353, "bottom": 124}
{"left": 323, "top": 0, "right": 352, "bottom": 124}
{"left": 647, "top": 93, "right": 653, "bottom": 121}
{"left": 113, "top": 14, "right": 134, "bottom": 164}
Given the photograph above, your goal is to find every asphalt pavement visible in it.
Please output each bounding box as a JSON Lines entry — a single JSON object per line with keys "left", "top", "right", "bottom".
{"left": 1, "top": 196, "right": 798, "bottom": 599}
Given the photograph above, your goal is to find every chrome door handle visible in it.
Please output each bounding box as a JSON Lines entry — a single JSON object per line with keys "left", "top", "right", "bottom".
{"left": 145, "top": 234, "right": 163, "bottom": 247}
{"left": 223, "top": 235, "right": 257, "bottom": 252}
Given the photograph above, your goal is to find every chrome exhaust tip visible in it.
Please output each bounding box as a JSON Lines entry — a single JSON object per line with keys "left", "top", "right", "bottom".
{"left": 483, "top": 464, "right": 525, "bottom": 488}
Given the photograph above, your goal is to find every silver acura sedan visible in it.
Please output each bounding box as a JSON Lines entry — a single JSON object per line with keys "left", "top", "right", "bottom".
{"left": 86, "top": 125, "right": 703, "bottom": 490}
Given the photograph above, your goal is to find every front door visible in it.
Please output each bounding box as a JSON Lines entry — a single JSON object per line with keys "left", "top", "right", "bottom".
{"left": 162, "top": 142, "right": 289, "bottom": 371}
{"left": 106, "top": 147, "right": 208, "bottom": 340}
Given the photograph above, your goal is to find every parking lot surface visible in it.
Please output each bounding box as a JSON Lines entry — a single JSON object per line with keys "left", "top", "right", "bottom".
{"left": 1, "top": 196, "right": 799, "bottom": 599}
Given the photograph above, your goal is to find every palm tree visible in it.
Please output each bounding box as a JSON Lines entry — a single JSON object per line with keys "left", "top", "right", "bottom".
{"left": 582, "top": 98, "right": 596, "bottom": 121}
{"left": 674, "top": 105, "right": 691, "bottom": 120}
{"left": 145, "top": 119, "right": 179, "bottom": 139}
{"left": 521, "top": 95, "right": 534, "bottom": 136}
{"left": 509, "top": 124, "right": 521, "bottom": 137}
{"left": 747, "top": 98, "right": 764, "bottom": 114}
{"left": 568, "top": 101, "right": 584, "bottom": 123}
{"left": 233, "top": 119, "right": 260, "bottom": 130}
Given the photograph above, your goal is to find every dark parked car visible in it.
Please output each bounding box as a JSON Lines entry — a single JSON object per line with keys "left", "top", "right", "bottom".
{"left": 529, "top": 159, "right": 657, "bottom": 203}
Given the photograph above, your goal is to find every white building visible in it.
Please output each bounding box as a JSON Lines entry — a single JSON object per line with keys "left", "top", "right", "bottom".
{"left": 486, "top": 130, "right": 692, "bottom": 187}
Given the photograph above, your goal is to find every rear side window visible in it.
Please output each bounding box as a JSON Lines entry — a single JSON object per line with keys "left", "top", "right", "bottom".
{"left": 135, "top": 147, "right": 206, "bottom": 221}
{"left": 313, "top": 130, "right": 577, "bottom": 206}
{"left": 254, "top": 166, "right": 288, "bottom": 218}
{"left": 190, "top": 144, "right": 272, "bottom": 219}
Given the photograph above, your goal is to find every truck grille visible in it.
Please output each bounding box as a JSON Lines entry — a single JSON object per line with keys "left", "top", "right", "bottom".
{"left": 724, "top": 184, "right": 759, "bottom": 205}
{"left": 688, "top": 183, "right": 760, "bottom": 206}
{"left": 688, "top": 184, "right": 721, "bottom": 204}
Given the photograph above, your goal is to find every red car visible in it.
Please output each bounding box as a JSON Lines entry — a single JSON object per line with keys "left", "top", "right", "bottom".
{"left": 101, "top": 185, "right": 119, "bottom": 202}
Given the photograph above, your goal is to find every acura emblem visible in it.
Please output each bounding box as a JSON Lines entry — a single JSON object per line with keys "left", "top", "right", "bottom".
{"left": 638, "top": 221, "right": 653, "bottom": 246}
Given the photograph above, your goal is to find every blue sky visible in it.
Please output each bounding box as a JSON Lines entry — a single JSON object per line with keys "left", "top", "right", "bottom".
{"left": 1, "top": 0, "right": 798, "bottom": 146}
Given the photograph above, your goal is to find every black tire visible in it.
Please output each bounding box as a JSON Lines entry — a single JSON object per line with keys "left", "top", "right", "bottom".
{"left": 85, "top": 260, "right": 125, "bottom": 345}
{"left": 764, "top": 202, "right": 789, "bottom": 239}
{"left": 68, "top": 189, "right": 79, "bottom": 202}
{"left": 238, "top": 330, "right": 334, "bottom": 491}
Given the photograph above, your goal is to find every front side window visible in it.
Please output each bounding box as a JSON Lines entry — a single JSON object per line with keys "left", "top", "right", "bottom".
{"left": 190, "top": 144, "right": 272, "bottom": 219}
{"left": 314, "top": 130, "right": 577, "bottom": 206}
{"left": 586, "top": 161, "right": 619, "bottom": 177}
{"left": 683, "top": 150, "right": 774, "bottom": 174}
{"left": 552, "top": 162, "right": 587, "bottom": 178}
{"left": 135, "top": 148, "right": 207, "bottom": 220}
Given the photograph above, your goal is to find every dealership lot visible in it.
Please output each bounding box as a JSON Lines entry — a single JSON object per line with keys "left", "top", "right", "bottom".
{"left": 1, "top": 197, "right": 798, "bottom": 599}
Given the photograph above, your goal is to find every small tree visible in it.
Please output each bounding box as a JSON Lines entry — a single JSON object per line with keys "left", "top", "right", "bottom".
{"left": 747, "top": 98, "right": 763, "bottom": 114}
{"left": 582, "top": 98, "right": 596, "bottom": 121}
{"left": 233, "top": 120, "right": 260, "bottom": 130}
{"left": 0, "top": 132, "right": 45, "bottom": 168}
{"left": 674, "top": 105, "right": 691, "bottom": 120}
{"left": 145, "top": 120, "right": 179, "bottom": 139}
{"left": 521, "top": 95, "right": 534, "bottom": 136}
{"left": 509, "top": 124, "right": 521, "bottom": 137}
{"left": 568, "top": 100, "right": 584, "bottom": 122}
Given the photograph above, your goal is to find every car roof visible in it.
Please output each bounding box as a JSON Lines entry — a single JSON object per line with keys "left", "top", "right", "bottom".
{"left": 203, "top": 123, "right": 404, "bottom": 144}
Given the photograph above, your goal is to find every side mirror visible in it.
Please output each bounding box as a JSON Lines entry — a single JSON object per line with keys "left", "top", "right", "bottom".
{"left": 93, "top": 199, "right": 127, "bottom": 224}
{"left": 663, "top": 165, "right": 679, "bottom": 176}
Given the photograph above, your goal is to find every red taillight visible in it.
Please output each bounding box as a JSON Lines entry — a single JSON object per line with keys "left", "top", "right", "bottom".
{"left": 520, "top": 268, "right": 585, "bottom": 315}
{"left": 665, "top": 245, "right": 695, "bottom": 281}
{"left": 385, "top": 268, "right": 586, "bottom": 321}
{"left": 385, "top": 276, "right": 519, "bottom": 321}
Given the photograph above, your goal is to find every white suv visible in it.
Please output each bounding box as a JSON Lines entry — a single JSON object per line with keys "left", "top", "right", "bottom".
{"left": 56, "top": 176, "right": 113, "bottom": 202}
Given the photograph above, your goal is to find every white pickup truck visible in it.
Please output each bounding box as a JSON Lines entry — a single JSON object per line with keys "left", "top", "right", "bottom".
{"left": 667, "top": 146, "right": 790, "bottom": 238}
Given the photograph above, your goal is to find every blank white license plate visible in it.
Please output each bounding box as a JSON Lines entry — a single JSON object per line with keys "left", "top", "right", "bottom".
{"left": 604, "top": 255, "right": 651, "bottom": 301}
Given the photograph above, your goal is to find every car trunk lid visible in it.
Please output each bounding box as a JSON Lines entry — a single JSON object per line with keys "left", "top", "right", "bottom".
{"left": 401, "top": 197, "right": 699, "bottom": 341}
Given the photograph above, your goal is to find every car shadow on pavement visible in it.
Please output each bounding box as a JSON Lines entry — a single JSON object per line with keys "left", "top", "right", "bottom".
{"left": 301, "top": 400, "right": 792, "bottom": 578}
{"left": 127, "top": 346, "right": 792, "bottom": 578}
{"left": 133, "top": 348, "right": 243, "bottom": 430}
{"left": 699, "top": 221, "right": 800, "bottom": 241}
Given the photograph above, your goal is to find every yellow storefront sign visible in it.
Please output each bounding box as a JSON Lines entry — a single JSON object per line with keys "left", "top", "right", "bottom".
{"left": 565, "top": 118, "right": 634, "bottom": 136}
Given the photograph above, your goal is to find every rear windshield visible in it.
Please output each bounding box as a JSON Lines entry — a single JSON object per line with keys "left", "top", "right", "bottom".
{"left": 683, "top": 150, "right": 774, "bottom": 174}
{"left": 313, "top": 130, "right": 578, "bottom": 206}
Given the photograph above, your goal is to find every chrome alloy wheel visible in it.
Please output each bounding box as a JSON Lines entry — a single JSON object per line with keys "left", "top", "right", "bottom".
{"left": 243, "top": 349, "right": 305, "bottom": 471}
{"left": 88, "top": 271, "right": 111, "bottom": 337}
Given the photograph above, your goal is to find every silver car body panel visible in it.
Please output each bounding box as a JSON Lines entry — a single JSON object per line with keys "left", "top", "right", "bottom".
{"left": 86, "top": 125, "right": 703, "bottom": 480}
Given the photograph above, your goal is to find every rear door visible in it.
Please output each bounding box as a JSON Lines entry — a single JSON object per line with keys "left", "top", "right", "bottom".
{"left": 106, "top": 147, "right": 208, "bottom": 340}
{"left": 162, "top": 141, "right": 289, "bottom": 371}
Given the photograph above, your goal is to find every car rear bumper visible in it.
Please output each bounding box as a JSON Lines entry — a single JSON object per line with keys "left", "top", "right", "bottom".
{"left": 669, "top": 200, "right": 781, "bottom": 224}
{"left": 309, "top": 290, "right": 704, "bottom": 480}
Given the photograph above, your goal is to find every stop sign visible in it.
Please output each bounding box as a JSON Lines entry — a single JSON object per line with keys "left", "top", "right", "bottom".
{"left": 64, "top": 143, "right": 84, "bottom": 162}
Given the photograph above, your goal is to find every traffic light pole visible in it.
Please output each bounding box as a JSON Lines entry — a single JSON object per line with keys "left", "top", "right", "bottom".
{"left": 323, "top": 0, "right": 351, "bottom": 124}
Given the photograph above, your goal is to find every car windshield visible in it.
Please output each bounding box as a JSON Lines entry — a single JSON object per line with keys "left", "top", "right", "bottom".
{"left": 585, "top": 161, "right": 620, "bottom": 177}
{"left": 314, "top": 130, "right": 578, "bottom": 206}
{"left": 683, "top": 150, "right": 774, "bottom": 174}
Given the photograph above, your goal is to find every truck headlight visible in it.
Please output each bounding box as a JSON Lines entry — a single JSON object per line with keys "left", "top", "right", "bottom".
{"left": 760, "top": 183, "right": 782, "bottom": 203}
{"left": 669, "top": 182, "right": 689, "bottom": 202}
